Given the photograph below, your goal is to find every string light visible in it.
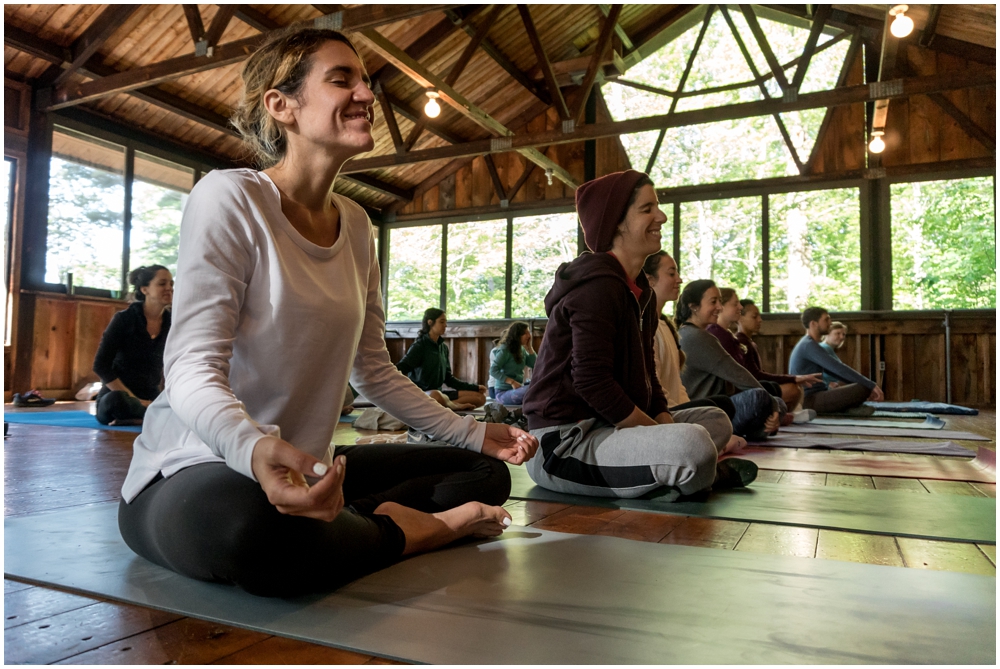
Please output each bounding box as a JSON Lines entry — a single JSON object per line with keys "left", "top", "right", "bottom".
{"left": 889, "top": 5, "right": 913, "bottom": 38}
{"left": 424, "top": 89, "right": 441, "bottom": 118}
{"left": 868, "top": 130, "right": 886, "bottom": 154}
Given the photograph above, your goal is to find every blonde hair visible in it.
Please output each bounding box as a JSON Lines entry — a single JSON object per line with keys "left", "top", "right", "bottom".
{"left": 829, "top": 321, "right": 847, "bottom": 333}
{"left": 230, "top": 28, "right": 363, "bottom": 168}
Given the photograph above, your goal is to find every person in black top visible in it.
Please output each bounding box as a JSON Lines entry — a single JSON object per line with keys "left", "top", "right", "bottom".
{"left": 93, "top": 265, "right": 173, "bottom": 425}
{"left": 395, "top": 308, "right": 487, "bottom": 410}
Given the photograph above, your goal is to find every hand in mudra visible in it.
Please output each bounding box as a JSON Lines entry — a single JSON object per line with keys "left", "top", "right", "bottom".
{"left": 481, "top": 423, "right": 539, "bottom": 465}
{"left": 251, "top": 436, "right": 346, "bottom": 522}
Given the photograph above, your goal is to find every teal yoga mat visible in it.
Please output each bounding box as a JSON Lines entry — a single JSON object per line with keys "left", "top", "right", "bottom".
{"left": 506, "top": 465, "right": 995, "bottom": 543}
{"left": 4, "top": 410, "right": 142, "bottom": 432}
{"left": 4, "top": 503, "right": 994, "bottom": 664}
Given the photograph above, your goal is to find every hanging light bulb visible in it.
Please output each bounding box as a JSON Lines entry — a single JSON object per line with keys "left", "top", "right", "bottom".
{"left": 889, "top": 5, "right": 914, "bottom": 38}
{"left": 868, "top": 130, "right": 886, "bottom": 154}
{"left": 545, "top": 168, "right": 553, "bottom": 186}
{"left": 424, "top": 89, "right": 441, "bottom": 118}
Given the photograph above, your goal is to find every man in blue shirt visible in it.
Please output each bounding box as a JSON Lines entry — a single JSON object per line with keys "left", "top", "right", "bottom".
{"left": 789, "top": 307, "right": 884, "bottom": 413}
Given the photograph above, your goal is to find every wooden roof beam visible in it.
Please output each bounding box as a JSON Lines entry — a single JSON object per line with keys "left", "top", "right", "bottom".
{"left": 404, "top": 4, "right": 503, "bottom": 150}
{"left": 341, "top": 173, "right": 414, "bottom": 201}
{"left": 373, "top": 82, "right": 406, "bottom": 155}
{"left": 182, "top": 5, "right": 205, "bottom": 44}
{"left": 341, "top": 68, "right": 995, "bottom": 173}
{"left": 203, "top": 5, "right": 238, "bottom": 49}
{"left": 517, "top": 5, "right": 571, "bottom": 120}
{"left": 897, "top": 61, "right": 995, "bottom": 153}
{"left": 234, "top": 5, "right": 282, "bottom": 32}
{"left": 52, "top": 4, "right": 139, "bottom": 88}
{"left": 444, "top": 7, "right": 551, "bottom": 106}
{"left": 805, "top": 30, "right": 862, "bottom": 173}
{"left": 574, "top": 4, "right": 622, "bottom": 124}
{"left": 918, "top": 5, "right": 942, "bottom": 48}
{"left": 599, "top": 4, "right": 632, "bottom": 51}
{"left": 384, "top": 92, "right": 466, "bottom": 145}
{"left": 739, "top": 5, "right": 793, "bottom": 94}
{"left": 44, "top": 4, "right": 455, "bottom": 111}
{"left": 369, "top": 15, "right": 458, "bottom": 87}
{"left": 789, "top": 4, "right": 831, "bottom": 94}
{"left": 356, "top": 27, "right": 579, "bottom": 188}
{"left": 4, "top": 25, "right": 69, "bottom": 65}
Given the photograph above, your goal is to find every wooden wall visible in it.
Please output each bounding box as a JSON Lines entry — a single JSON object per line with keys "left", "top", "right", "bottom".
{"left": 810, "top": 41, "right": 996, "bottom": 174}
{"left": 385, "top": 312, "right": 996, "bottom": 408}
{"left": 8, "top": 292, "right": 124, "bottom": 399}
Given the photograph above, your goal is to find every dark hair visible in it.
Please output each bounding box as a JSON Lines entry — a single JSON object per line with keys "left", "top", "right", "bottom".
{"left": 419, "top": 308, "right": 445, "bottom": 335}
{"left": 498, "top": 321, "right": 530, "bottom": 364}
{"left": 624, "top": 174, "right": 655, "bottom": 216}
{"left": 642, "top": 249, "right": 668, "bottom": 278}
{"left": 739, "top": 298, "right": 756, "bottom": 310}
{"left": 128, "top": 265, "right": 169, "bottom": 302}
{"left": 801, "top": 306, "right": 829, "bottom": 329}
{"left": 675, "top": 279, "right": 717, "bottom": 324}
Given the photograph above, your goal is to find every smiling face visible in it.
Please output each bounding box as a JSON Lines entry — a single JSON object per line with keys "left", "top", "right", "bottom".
{"left": 690, "top": 286, "right": 723, "bottom": 327}
{"left": 616, "top": 184, "right": 667, "bottom": 262}
{"left": 272, "top": 40, "right": 375, "bottom": 160}
{"left": 718, "top": 292, "right": 742, "bottom": 326}
{"left": 648, "top": 254, "right": 683, "bottom": 303}
{"left": 825, "top": 326, "right": 847, "bottom": 348}
{"left": 141, "top": 269, "right": 174, "bottom": 307}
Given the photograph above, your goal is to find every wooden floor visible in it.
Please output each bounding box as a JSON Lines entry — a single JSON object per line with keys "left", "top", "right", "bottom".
{"left": 4, "top": 402, "right": 996, "bottom": 664}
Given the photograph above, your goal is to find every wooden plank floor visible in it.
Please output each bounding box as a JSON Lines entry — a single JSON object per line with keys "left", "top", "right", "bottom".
{"left": 4, "top": 403, "right": 995, "bottom": 664}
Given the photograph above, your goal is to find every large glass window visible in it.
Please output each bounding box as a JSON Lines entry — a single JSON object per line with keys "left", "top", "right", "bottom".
{"left": 446, "top": 219, "right": 506, "bottom": 319}
{"left": 511, "top": 212, "right": 578, "bottom": 318}
{"left": 46, "top": 128, "right": 125, "bottom": 291}
{"left": 386, "top": 225, "right": 442, "bottom": 320}
{"left": 129, "top": 151, "right": 194, "bottom": 275}
{"left": 770, "top": 188, "right": 861, "bottom": 312}
{"left": 679, "top": 197, "right": 763, "bottom": 305}
{"left": 891, "top": 177, "right": 996, "bottom": 310}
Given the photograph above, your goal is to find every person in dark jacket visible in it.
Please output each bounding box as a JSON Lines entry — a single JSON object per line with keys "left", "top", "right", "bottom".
{"left": 92, "top": 265, "right": 173, "bottom": 425}
{"left": 396, "top": 308, "right": 487, "bottom": 410}
{"left": 522, "top": 170, "right": 757, "bottom": 500}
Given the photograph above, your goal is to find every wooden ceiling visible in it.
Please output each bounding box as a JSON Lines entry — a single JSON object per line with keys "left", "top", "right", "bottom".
{"left": 4, "top": 4, "right": 997, "bottom": 213}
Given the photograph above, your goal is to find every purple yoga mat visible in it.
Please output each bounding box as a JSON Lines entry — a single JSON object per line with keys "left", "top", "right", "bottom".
{"left": 746, "top": 434, "right": 977, "bottom": 457}
{"left": 781, "top": 423, "right": 990, "bottom": 442}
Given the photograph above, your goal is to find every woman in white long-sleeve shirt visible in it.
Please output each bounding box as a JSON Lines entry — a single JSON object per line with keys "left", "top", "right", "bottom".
{"left": 117, "top": 28, "right": 538, "bottom": 597}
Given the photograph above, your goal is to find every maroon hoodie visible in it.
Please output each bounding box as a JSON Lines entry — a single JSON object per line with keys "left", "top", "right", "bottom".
{"left": 523, "top": 252, "right": 669, "bottom": 429}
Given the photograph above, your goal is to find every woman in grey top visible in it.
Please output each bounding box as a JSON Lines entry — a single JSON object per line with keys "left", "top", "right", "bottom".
{"left": 677, "top": 280, "right": 779, "bottom": 440}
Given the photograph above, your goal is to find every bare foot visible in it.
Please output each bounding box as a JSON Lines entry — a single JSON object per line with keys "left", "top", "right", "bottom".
{"left": 374, "top": 501, "right": 512, "bottom": 555}
{"left": 446, "top": 400, "right": 476, "bottom": 411}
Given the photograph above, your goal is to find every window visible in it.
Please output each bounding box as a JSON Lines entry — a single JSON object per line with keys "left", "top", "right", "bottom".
{"left": 129, "top": 151, "right": 194, "bottom": 275}
{"left": 770, "top": 188, "right": 861, "bottom": 312}
{"left": 446, "top": 219, "right": 506, "bottom": 319}
{"left": 3, "top": 156, "right": 15, "bottom": 344}
{"left": 386, "top": 225, "right": 442, "bottom": 320}
{"left": 891, "top": 177, "right": 996, "bottom": 310}
{"left": 46, "top": 128, "right": 126, "bottom": 291}
{"left": 679, "top": 197, "right": 763, "bottom": 305}
{"left": 511, "top": 212, "right": 578, "bottom": 318}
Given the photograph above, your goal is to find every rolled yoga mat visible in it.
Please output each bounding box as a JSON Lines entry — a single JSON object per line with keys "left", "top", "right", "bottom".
{"left": 729, "top": 446, "right": 996, "bottom": 483}
{"left": 746, "top": 434, "right": 978, "bottom": 456}
{"left": 3, "top": 503, "right": 994, "bottom": 664}
{"left": 810, "top": 415, "right": 946, "bottom": 430}
{"left": 865, "top": 400, "right": 979, "bottom": 416}
{"left": 506, "top": 465, "right": 995, "bottom": 543}
{"left": 781, "top": 423, "right": 989, "bottom": 441}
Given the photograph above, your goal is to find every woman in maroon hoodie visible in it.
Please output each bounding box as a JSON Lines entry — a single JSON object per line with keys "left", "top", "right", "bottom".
{"left": 522, "top": 171, "right": 757, "bottom": 500}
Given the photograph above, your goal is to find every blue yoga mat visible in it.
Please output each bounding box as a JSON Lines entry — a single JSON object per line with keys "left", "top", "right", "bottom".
{"left": 865, "top": 400, "right": 979, "bottom": 416}
{"left": 4, "top": 411, "right": 142, "bottom": 432}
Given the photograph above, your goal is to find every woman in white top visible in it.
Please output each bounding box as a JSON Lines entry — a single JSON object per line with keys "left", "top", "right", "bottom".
{"left": 642, "top": 251, "right": 741, "bottom": 431}
{"left": 117, "top": 28, "right": 538, "bottom": 597}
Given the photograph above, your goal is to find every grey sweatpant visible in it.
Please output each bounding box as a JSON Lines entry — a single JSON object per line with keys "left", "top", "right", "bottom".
{"left": 527, "top": 406, "right": 730, "bottom": 500}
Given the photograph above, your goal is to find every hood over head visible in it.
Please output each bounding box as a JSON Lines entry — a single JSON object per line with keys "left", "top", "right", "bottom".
{"left": 575, "top": 170, "right": 649, "bottom": 253}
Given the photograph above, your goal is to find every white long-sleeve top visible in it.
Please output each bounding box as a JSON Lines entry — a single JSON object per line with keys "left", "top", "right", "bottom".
{"left": 653, "top": 318, "right": 691, "bottom": 408}
{"left": 122, "top": 169, "right": 485, "bottom": 502}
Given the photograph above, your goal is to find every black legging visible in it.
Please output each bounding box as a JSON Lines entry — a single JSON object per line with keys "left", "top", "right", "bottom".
{"left": 118, "top": 443, "right": 511, "bottom": 598}
{"left": 96, "top": 390, "right": 148, "bottom": 425}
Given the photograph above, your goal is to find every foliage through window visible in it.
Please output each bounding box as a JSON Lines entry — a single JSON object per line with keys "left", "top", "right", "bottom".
{"left": 679, "top": 197, "right": 763, "bottom": 306}
{"left": 446, "top": 220, "right": 507, "bottom": 319}
{"left": 129, "top": 152, "right": 194, "bottom": 275}
{"left": 511, "top": 212, "right": 578, "bottom": 318}
{"left": 386, "top": 225, "right": 441, "bottom": 321}
{"left": 46, "top": 128, "right": 125, "bottom": 291}
{"left": 891, "top": 177, "right": 996, "bottom": 310}
{"left": 770, "top": 188, "right": 861, "bottom": 312}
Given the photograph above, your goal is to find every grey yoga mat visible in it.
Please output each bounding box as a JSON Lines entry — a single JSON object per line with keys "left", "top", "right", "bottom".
{"left": 4, "top": 504, "right": 994, "bottom": 665}
{"left": 810, "top": 415, "right": 945, "bottom": 430}
{"left": 747, "top": 434, "right": 978, "bottom": 457}
{"left": 781, "top": 423, "right": 990, "bottom": 441}
{"left": 506, "top": 465, "right": 995, "bottom": 543}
